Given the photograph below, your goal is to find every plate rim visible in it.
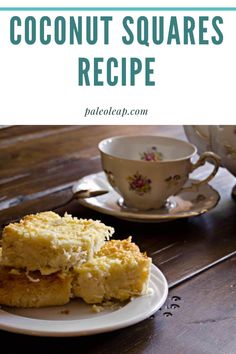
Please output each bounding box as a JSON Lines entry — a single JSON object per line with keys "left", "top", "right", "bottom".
{"left": 0, "top": 264, "right": 168, "bottom": 337}
{"left": 75, "top": 172, "right": 220, "bottom": 222}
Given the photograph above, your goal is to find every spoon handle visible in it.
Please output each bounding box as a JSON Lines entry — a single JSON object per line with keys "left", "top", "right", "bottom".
{"left": 53, "top": 189, "right": 109, "bottom": 210}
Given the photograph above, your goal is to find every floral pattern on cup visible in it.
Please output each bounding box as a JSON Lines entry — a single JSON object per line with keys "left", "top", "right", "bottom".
{"left": 165, "top": 175, "right": 181, "bottom": 187}
{"left": 140, "top": 146, "right": 163, "bottom": 162}
{"left": 104, "top": 169, "right": 116, "bottom": 187}
{"left": 127, "top": 172, "right": 152, "bottom": 196}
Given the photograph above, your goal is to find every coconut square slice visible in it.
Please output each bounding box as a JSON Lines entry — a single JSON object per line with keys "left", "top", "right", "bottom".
{"left": 0, "top": 266, "right": 72, "bottom": 308}
{"left": 1, "top": 211, "right": 114, "bottom": 275}
{"left": 72, "top": 237, "right": 151, "bottom": 304}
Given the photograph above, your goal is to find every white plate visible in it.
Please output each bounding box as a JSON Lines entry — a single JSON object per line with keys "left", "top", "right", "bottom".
{"left": 0, "top": 264, "right": 168, "bottom": 337}
{"left": 73, "top": 172, "right": 220, "bottom": 223}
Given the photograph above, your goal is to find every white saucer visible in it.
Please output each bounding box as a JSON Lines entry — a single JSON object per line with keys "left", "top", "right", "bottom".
{"left": 0, "top": 264, "right": 167, "bottom": 337}
{"left": 73, "top": 172, "right": 220, "bottom": 223}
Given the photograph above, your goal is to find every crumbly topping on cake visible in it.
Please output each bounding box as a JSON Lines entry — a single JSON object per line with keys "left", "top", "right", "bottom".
{"left": 1, "top": 211, "right": 114, "bottom": 274}
{"left": 0, "top": 212, "right": 152, "bottom": 309}
{"left": 72, "top": 238, "right": 151, "bottom": 304}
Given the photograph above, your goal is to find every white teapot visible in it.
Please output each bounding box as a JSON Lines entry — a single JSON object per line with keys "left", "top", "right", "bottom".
{"left": 184, "top": 125, "right": 236, "bottom": 197}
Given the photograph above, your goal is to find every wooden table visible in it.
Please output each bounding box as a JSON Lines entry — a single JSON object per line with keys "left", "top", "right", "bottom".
{"left": 0, "top": 125, "right": 236, "bottom": 354}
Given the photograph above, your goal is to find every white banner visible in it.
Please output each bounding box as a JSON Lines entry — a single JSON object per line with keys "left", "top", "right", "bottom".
{"left": 0, "top": 1, "right": 235, "bottom": 124}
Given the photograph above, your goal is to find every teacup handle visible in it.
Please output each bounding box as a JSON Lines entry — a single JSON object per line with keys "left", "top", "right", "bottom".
{"left": 182, "top": 152, "right": 221, "bottom": 191}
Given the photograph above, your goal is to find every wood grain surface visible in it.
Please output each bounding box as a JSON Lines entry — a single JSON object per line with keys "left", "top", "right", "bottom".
{"left": 0, "top": 125, "right": 236, "bottom": 353}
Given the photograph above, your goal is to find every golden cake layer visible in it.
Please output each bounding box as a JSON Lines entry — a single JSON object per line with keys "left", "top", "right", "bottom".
{"left": 0, "top": 238, "right": 151, "bottom": 308}
{"left": 1, "top": 211, "right": 114, "bottom": 275}
{"left": 72, "top": 237, "right": 151, "bottom": 304}
{"left": 0, "top": 266, "right": 72, "bottom": 308}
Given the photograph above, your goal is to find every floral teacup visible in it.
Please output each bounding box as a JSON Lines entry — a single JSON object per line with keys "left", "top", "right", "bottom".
{"left": 98, "top": 136, "right": 221, "bottom": 211}
{"left": 184, "top": 126, "right": 236, "bottom": 176}
{"left": 184, "top": 125, "right": 236, "bottom": 197}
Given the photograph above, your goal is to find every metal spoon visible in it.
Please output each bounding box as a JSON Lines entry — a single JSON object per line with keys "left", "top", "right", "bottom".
{"left": 55, "top": 189, "right": 109, "bottom": 210}
{"left": 73, "top": 189, "right": 109, "bottom": 199}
